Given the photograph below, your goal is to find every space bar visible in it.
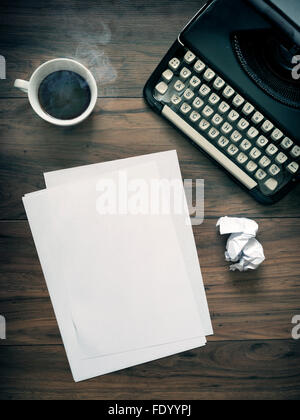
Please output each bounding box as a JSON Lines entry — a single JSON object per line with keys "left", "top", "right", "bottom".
{"left": 162, "top": 105, "right": 257, "bottom": 190}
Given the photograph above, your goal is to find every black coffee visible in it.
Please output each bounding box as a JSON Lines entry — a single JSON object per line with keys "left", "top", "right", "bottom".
{"left": 38, "top": 70, "right": 91, "bottom": 120}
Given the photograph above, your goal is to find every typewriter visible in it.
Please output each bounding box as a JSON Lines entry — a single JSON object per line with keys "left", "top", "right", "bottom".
{"left": 144, "top": 0, "right": 300, "bottom": 204}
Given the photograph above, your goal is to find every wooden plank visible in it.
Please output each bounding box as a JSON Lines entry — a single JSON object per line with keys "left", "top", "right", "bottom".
{"left": 0, "top": 0, "right": 206, "bottom": 98}
{"left": 0, "top": 340, "right": 299, "bottom": 400}
{"left": 1, "top": 219, "right": 299, "bottom": 345}
{"left": 1, "top": 99, "right": 300, "bottom": 220}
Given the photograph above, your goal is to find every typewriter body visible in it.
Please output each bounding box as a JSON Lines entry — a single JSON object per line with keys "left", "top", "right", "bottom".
{"left": 144, "top": 0, "right": 300, "bottom": 204}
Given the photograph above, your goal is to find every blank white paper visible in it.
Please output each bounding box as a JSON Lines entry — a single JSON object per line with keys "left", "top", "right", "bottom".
{"left": 23, "top": 154, "right": 211, "bottom": 381}
{"left": 45, "top": 150, "right": 213, "bottom": 336}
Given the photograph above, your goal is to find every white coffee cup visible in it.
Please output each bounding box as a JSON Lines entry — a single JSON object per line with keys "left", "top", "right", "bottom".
{"left": 14, "top": 58, "right": 98, "bottom": 127}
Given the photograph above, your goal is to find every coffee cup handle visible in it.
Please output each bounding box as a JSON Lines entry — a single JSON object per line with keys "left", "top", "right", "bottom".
{"left": 14, "top": 79, "right": 29, "bottom": 93}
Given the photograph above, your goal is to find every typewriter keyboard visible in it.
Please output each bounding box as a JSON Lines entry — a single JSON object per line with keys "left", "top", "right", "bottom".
{"left": 153, "top": 48, "right": 299, "bottom": 197}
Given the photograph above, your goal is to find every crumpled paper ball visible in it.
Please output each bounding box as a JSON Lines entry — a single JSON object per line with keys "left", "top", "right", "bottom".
{"left": 216, "top": 217, "right": 265, "bottom": 272}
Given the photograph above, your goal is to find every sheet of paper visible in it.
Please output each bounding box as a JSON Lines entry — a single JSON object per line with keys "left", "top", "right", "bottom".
{"left": 45, "top": 150, "right": 213, "bottom": 337}
{"left": 28, "top": 228, "right": 206, "bottom": 382}
{"left": 24, "top": 156, "right": 209, "bottom": 381}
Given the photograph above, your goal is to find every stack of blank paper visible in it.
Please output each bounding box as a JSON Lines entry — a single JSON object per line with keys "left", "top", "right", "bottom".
{"left": 23, "top": 150, "right": 213, "bottom": 382}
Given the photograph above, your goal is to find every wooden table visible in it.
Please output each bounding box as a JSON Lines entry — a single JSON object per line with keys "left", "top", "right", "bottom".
{"left": 0, "top": 0, "right": 300, "bottom": 400}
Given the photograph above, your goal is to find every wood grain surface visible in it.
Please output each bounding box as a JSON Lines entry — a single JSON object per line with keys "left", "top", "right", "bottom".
{"left": 0, "top": 0, "right": 206, "bottom": 98}
{"left": 0, "top": 0, "right": 299, "bottom": 400}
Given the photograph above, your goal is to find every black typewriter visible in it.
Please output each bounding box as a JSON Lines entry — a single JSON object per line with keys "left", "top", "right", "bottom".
{"left": 144, "top": 0, "right": 300, "bottom": 204}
